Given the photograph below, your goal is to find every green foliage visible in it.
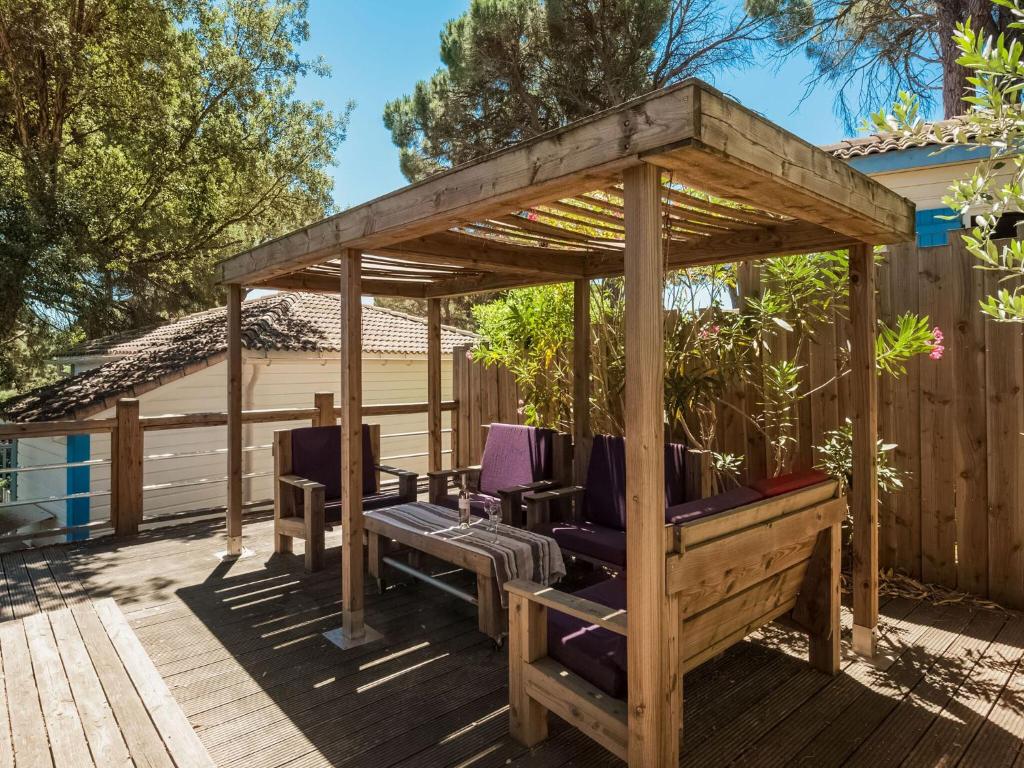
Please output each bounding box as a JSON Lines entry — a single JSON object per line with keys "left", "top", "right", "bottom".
{"left": 471, "top": 247, "right": 936, "bottom": 488}
{"left": 876, "top": 312, "right": 938, "bottom": 375}
{"left": 870, "top": 0, "right": 1024, "bottom": 322}
{"left": 816, "top": 418, "right": 905, "bottom": 496}
{"left": 384, "top": 0, "right": 766, "bottom": 180}
{"left": 0, "top": 0, "right": 349, "bottom": 390}
{"left": 472, "top": 283, "right": 576, "bottom": 427}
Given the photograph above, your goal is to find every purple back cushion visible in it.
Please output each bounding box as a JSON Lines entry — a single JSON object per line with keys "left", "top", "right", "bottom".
{"left": 665, "top": 485, "right": 765, "bottom": 525}
{"left": 290, "top": 425, "right": 376, "bottom": 502}
{"left": 583, "top": 436, "right": 691, "bottom": 530}
{"left": 477, "top": 424, "right": 554, "bottom": 496}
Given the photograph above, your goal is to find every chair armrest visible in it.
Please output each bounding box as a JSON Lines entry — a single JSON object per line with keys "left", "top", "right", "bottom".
{"left": 523, "top": 485, "right": 585, "bottom": 529}
{"left": 494, "top": 480, "right": 558, "bottom": 526}
{"left": 378, "top": 465, "right": 418, "bottom": 501}
{"left": 504, "top": 579, "right": 627, "bottom": 636}
{"left": 427, "top": 466, "right": 481, "bottom": 503}
{"left": 496, "top": 479, "right": 557, "bottom": 498}
{"left": 279, "top": 474, "right": 325, "bottom": 492}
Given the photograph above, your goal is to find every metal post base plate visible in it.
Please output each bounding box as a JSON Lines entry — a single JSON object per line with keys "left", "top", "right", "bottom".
{"left": 324, "top": 624, "right": 383, "bottom": 650}
{"left": 213, "top": 546, "right": 256, "bottom": 562}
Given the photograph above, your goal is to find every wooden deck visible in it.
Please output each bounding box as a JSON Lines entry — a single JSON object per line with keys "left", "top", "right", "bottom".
{"left": 0, "top": 514, "right": 1021, "bottom": 767}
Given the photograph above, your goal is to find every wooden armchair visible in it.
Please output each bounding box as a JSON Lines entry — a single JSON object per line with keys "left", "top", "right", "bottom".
{"left": 428, "top": 423, "right": 572, "bottom": 526}
{"left": 273, "top": 423, "right": 418, "bottom": 571}
{"left": 505, "top": 477, "right": 843, "bottom": 761}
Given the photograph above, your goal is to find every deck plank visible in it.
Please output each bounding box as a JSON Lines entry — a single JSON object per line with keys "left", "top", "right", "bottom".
{"left": 2, "top": 552, "right": 40, "bottom": 620}
{"left": 22, "top": 612, "right": 94, "bottom": 768}
{"left": 47, "top": 609, "right": 132, "bottom": 768}
{"left": 22, "top": 551, "right": 68, "bottom": 614}
{"left": 0, "top": 617, "right": 13, "bottom": 768}
{"left": 930, "top": 614, "right": 1024, "bottom": 767}
{"left": 93, "top": 597, "right": 215, "bottom": 768}
{"left": 70, "top": 603, "right": 176, "bottom": 768}
{"left": 0, "top": 619, "right": 52, "bottom": 767}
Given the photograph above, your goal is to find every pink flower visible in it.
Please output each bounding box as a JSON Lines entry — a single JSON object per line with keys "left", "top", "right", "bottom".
{"left": 697, "top": 324, "right": 720, "bottom": 340}
{"left": 929, "top": 326, "right": 945, "bottom": 360}
{"left": 465, "top": 350, "right": 473, "bottom": 360}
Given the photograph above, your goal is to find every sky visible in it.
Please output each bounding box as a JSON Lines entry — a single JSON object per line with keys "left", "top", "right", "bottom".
{"left": 293, "top": 1, "right": 873, "bottom": 212}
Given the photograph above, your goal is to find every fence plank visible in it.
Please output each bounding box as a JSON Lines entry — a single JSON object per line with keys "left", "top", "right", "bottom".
{"left": 985, "top": 269, "right": 1024, "bottom": 608}
{"left": 886, "top": 242, "right": 923, "bottom": 580}
{"left": 953, "top": 239, "right": 989, "bottom": 595}
{"left": 918, "top": 244, "right": 957, "bottom": 585}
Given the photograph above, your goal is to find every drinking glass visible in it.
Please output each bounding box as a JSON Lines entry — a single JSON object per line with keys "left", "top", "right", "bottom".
{"left": 485, "top": 499, "right": 502, "bottom": 542}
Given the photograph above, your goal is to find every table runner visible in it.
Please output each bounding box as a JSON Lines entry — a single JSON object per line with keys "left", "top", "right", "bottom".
{"left": 365, "top": 501, "right": 566, "bottom": 606}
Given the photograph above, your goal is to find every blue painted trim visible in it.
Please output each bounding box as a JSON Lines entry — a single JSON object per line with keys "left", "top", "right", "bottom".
{"left": 66, "top": 434, "right": 90, "bottom": 542}
{"left": 846, "top": 143, "right": 991, "bottom": 174}
{"left": 915, "top": 207, "right": 961, "bottom": 248}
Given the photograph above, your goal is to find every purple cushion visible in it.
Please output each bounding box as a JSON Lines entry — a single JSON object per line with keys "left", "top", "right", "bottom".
{"left": 533, "top": 520, "right": 626, "bottom": 567}
{"left": 582, "top": 436, "right": 627, "bottom": 529}
{"left": 583, "top": 435, "right": 691, "bottom": 530}
{"left": 548, "top": 577, "right": 627, "bottom": 698}
{"left": 477, "top": 424, "right": 555, "bottom": 497}
{"left": 665, "top": 485, "right": 765, "bottom": 525}
{"left": 435, "top": 491, "right": 495, "bottom": 518}
{"left": 290, "top": 425, "right": 377, "bottom": 501}
{"left": 750, "top": 469, "right": 830, "bottom": 498}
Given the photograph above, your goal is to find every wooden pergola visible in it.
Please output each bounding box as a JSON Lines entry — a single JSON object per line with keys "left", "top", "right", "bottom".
{"left": 217, "top": 80, "right": 915, "bottom": 766}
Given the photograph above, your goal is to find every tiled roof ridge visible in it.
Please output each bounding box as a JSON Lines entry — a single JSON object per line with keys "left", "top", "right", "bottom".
{"left": 1, "top": 292, "right": 477, "bottom": 423}
{"left": 823, "top": 116, "right": 976, "bottom": 160}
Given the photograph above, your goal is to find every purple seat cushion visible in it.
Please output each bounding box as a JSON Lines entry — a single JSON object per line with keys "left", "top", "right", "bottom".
{"left": 582, "top": 435, "right": 691, "bottom": 531}
{"left": 548, "top": 577, "right": 627, "bottom": 699}
{"left": 434, "top": 491, "right": 494, "bottom": 518}
{"left": 533, "top": 520, "right": 626, "bottom": 567}
{"left": 290, "top": 425, "right": 377, "bottom": 502}
{"left": 477, "top": 424, "right": 555, "bottom": 497}
{"left": 750, "top": 469, "right": 830, "bottom": 498}
{"left": 665, "top": 485, "right": 765, "bottom": 525}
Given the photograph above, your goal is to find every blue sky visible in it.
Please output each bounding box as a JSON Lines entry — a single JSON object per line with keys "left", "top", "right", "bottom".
{"left": 294, "top": 1, "right": 891, "bottom": 211}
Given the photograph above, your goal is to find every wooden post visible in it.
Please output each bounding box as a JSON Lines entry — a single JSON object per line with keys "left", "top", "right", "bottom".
{"left": 226, "top": 283, "right": 243, "bottom": 556}
{"left": 623, "top": 164, "right": 680, "bottom": 767}
{"left": 111, "top": 399, "right": 143, "bottom": 537}
{"left": 314, "top": 392, "right": 335, "bottom": 427}
{"left": 573, "top": 279, "right": 591, "bottom": 485}
{"left": 508, "top": 591, "right": 548, "bottom": 744}
{"left": 427, "top": 298, "right": 443, "bottom": 472}
{"left": 341, "top": 249, "right": 365, "bottom": 641}
{"left": 849, "top": 243, "right": 879, "bottom": 656}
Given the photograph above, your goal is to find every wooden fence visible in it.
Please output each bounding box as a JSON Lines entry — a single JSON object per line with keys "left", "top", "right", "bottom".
{"left": 0, "top": 398, "right": 456, "bottom": 547}
{"left": 713, "top": 233, "right": 1024, "bottom": 608}
{"left": 451, "top": 344, "right": 523, "bottom": 467}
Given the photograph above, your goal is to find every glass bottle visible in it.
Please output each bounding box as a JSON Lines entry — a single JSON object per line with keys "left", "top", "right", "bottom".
{"left": 458, "top": 475, "right": 471, "bottom": 529}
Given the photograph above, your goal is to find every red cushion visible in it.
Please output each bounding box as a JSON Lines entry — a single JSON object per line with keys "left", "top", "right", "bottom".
{"left": 749, "top": 469, "right": 831, "bottom": 498}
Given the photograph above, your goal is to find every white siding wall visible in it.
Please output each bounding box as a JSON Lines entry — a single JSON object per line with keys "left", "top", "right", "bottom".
{"left": 867, "top": 159, "right": 1014, "bottom": 210}
{"left": 12, "top": 351, "right": 454, "bottom": 527}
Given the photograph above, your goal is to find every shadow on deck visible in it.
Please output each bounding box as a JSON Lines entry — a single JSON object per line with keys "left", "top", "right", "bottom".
{"left": 3, "top": 514, "right": 1022, "bottom": 767}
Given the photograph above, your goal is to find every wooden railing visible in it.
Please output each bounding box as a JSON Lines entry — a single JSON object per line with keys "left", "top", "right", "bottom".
{"left": 0, "top": 396, "right": 458, "bottom": 546}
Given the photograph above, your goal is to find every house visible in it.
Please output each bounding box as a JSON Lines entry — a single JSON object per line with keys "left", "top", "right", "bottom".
{"left": 0, "top": 292, "right": 476, "bottom": 539}
{"left": 823, "top": 118, "right": 1014, "bottom": 245}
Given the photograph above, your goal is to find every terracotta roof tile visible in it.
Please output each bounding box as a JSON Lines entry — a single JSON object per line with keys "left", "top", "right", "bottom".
{"left": 3, "top": 293, "right": 476, "bottom": 423}
{"left": 822, "top": 117, "right": 976, "bottom": 160}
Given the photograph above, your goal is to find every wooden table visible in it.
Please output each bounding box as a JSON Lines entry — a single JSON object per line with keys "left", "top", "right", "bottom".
{"left": 364, "top": 503, "right": 564, "bottom": 643}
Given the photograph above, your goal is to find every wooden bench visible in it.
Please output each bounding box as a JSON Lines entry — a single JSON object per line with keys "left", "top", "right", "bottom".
{"left": 505, "top": 480, "right": 843, "bottom": 761}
